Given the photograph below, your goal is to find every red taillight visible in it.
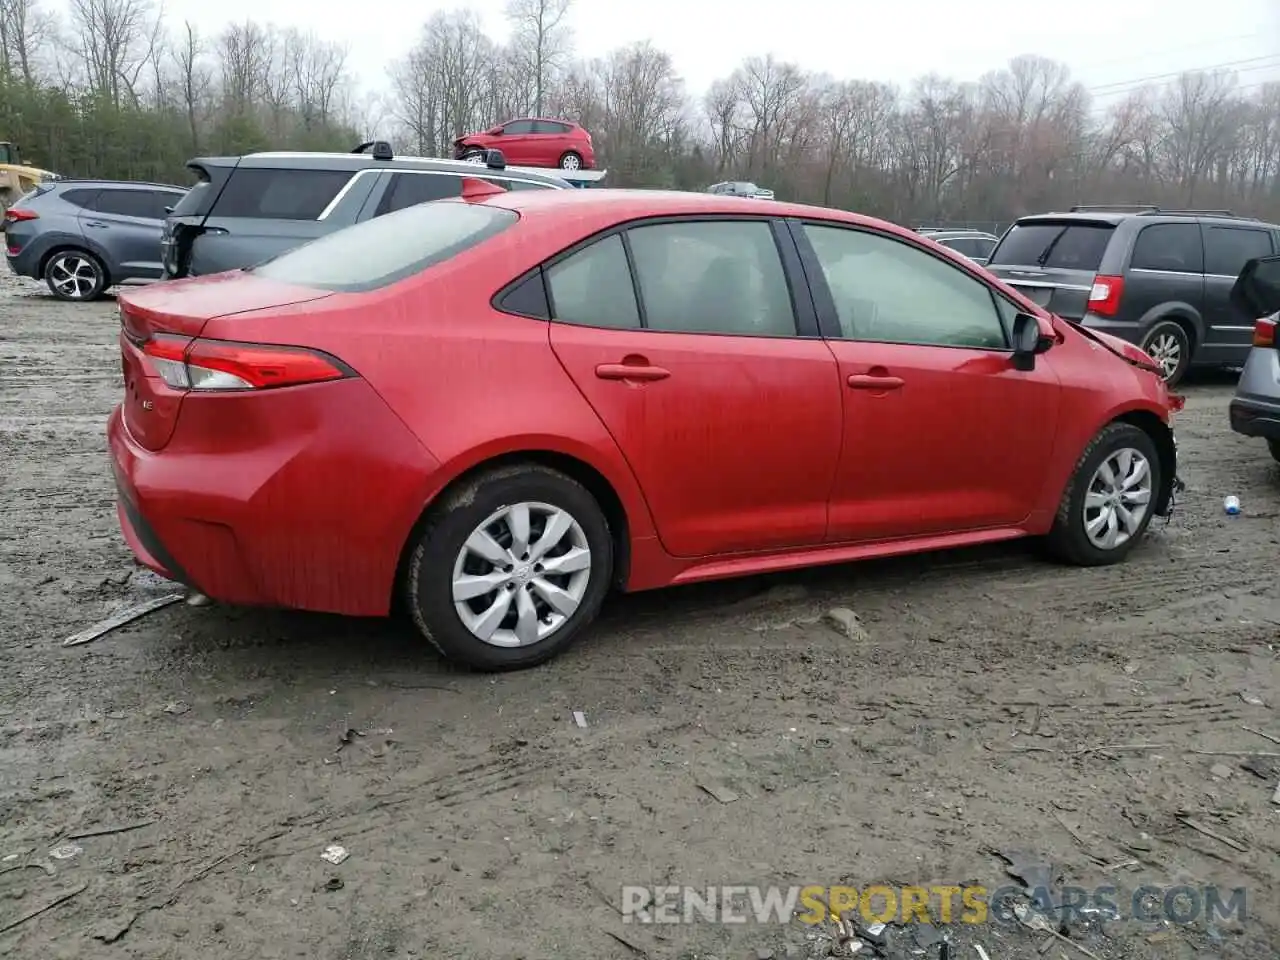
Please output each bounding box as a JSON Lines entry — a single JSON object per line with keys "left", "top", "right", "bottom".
{"left": 5, "top": 208, "right": 37, "bottom": 223}
{"left": 141, "top": 334, "right": 352, "bottom": 391}
{"left": 1087, "top": 275, "right": 1125, "bottom": 317}
{"left": 1253, "top": 316, "right": 1277, "bottom": 348}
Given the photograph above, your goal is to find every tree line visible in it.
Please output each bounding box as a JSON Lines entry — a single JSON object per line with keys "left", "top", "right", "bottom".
{"left": 2, "top": 0, "right": 1278, "bottom": 225}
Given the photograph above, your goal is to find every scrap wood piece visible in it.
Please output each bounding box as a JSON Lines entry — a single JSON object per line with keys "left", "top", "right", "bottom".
{"left": 1175, "top": 815, "right": 1247, "bottom": 852}
{"left": 0, "top": 882, "right": 88, "bottom": 935}
{"left": 66, "top": 819, "right": 157, "bottom": 841}
{"left": 62, "top": 594, "right": 185, "bottom": 647}
{"left": 1242, "top": 726, "right": 1280, "bottom": 746}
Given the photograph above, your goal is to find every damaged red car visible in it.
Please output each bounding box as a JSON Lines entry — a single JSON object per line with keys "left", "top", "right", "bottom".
{"left": 109, "top": 185, "right": 1184, "bottom": 672}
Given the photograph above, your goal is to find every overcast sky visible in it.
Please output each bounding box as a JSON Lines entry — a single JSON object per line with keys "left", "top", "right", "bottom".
{"left": 60, "top": 0, "right": 1280, "bottom": 102}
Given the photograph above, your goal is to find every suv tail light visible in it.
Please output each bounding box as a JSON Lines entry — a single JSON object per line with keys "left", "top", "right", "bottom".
{"left": 1087, "top": 275, "right": 1124, "bottom": 317}
{"left": 5, "top": 208, "right": 37, "bottom": 223}
{"left": 142, "top": 334, "right": 353, "bottom": 391}
{"left": 1252, "top": 316, "right": 1277, "bottom": 348}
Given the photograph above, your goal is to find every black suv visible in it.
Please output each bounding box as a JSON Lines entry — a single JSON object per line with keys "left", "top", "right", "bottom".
{"left": 161, "top": 142, "right": 572, "bottom": 280}
{"left": 985, "top": 205, "right": 1280, "bottom": 385}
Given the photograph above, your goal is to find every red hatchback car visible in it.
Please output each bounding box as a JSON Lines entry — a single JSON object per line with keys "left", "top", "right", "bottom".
{"left": 110, "top": 186, "right": 1182, "bottom": 671}
{"left": 454, "top": 118, "right": 595, "bottom": 171}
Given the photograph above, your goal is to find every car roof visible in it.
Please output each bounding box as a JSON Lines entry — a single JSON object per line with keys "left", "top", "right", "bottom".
{"left": 476, "top": 187, "right": 915, "bottom": 235}
{"left": 1012, "top": 210, "right": 1280, "bottom": 229}
{"left": 186, "top": 151, "right": 572, "bottom": 185}
{"left": 46, "top": 178, "right": 186, "bottom": 191}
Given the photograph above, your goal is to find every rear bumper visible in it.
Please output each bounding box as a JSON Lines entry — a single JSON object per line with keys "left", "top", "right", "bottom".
{"left": 1229, "top": 396, "right": 1280, "bottom": 440}
{"left": 107, "top": 379, "right": 443, "bottom": 617}
{"left": 5, "top": 245, "right": 41, "bottom": 279}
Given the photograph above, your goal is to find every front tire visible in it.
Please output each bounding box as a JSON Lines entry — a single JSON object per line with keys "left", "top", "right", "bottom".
{"left": 405, "top": 465, "right": 614, "bottom": 671}
{"left": 1140, "top": 320, "right": 1191, "bottom": 386}
{"left": 1045, "top": 422, "right": 1162, "bottom": 566}
{"left": 44, "top": 249, "right": 108, "bottom": 301}
{"left": 461, "top": 149, "right": 486, "bottom": 164}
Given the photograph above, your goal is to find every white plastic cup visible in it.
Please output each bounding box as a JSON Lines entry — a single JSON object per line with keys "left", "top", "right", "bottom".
{"left": 1223, "top": 496, "right": 1241, "bottom": 515}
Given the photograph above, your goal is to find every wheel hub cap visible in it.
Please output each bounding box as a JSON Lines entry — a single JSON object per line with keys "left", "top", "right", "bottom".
{"left": 451, "top": 501, "right": 592, "bottom": 648}
{"left": 1083, "top": 447, "right": 1153, "bottom": 550}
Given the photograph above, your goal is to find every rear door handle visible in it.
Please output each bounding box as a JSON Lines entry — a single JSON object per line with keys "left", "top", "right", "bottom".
{"left": 596, "top": 363, "right": 670, "bottom": 382}
{"left": 847, "top": 374, "right": 904, "bottom": 390}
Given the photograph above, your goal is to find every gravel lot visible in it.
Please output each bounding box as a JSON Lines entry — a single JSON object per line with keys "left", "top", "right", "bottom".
{"left": 2, "top": 270, "right": 1278, "bottom": 960}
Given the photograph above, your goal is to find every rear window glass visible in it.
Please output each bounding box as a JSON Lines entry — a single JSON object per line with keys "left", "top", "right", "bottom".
{"left": 249, "top": 200, "right": 518, "bottom": 293}
{"left": 211, "top": 168, "right": 352, "bottom": 220}
{"left": 988, "top": 222, "right": 1115, "bottom": 270}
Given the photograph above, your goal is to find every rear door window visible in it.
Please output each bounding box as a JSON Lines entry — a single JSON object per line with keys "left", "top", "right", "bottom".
{"left": 249, "top": 200, "right": 517, "bottom": 292}
{"left": 988, "top": 222, "right": 1115, "bottom": 270}
{"left": 1204, "top": 226, "right": 1274, "bottom": 277}
{"left": 60, "top": 188, "right": 101, "bottom": 209}
{"left": 1129, "top": 223, "right": 1204, "bottom": 273}
{"left": 532, "top": 121, "right": 571, "bottom": 134}
{"left": 374, "top": 172, "right": 463, "bottom": 217}
{"left": 211, "top": 168, "right": 353, "bottom": 220}
{"left": 92, "top": 189, "right": 173, "bottom": 220}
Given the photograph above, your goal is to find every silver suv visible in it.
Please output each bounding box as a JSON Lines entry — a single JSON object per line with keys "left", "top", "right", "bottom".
{"left": 162, "top": 142, "right": 573, "bottom": 279}
{"left": 1228, "top": 254, "right": 1280, "bottom": 463}
{"left": 707, "top": 181, "right": 775, "bottom": 200}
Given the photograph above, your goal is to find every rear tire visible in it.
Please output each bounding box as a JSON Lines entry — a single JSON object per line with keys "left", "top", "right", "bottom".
{"left": 1045, "top": 422, "right": 1162, "bottom": 566}
{"left": 1140, "top": 320, "right": 1191, "bottom": 386}
{"left": 1268, "top": 439, "right": 1280, "bottom": 464}
{"left": 44, "top": 248, "right": 108, "bottom": 301}
{"left": 558, "top": 151, "right": 583, "bottom": 171}
{"left": 405, "top": 465, "right": 613, "bottom": 671}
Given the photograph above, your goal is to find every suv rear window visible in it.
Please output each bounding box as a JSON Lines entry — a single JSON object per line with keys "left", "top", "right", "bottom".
{"left": 211, "top": 167, "right": 353, "bottom": 220}
{"left": 249, "top": 200, "right": 518, "bottom": 293}
{"left": 988, "top": 222, "right": 1115, "bottom": 270}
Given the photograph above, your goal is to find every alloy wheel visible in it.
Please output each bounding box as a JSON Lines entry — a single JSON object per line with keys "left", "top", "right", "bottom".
{"left": 560, "top": 154, "right": 581, "bottom": 170}
{"left": 1144, "top": 331, "right": 1182, "bottom": 380}
{"left": 1083, "top": 447, "right": 1153, "bottom": 550}
{"left": 451, "top": 501, "right": 592, "bottom": 648}
{"left": 48, "top": 253, "right": 101, "bottom": 300}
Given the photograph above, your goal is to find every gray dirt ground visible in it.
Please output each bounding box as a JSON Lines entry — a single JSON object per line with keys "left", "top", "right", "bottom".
{"left": 1, "top": 269, "right": 1278, "bottom": 960}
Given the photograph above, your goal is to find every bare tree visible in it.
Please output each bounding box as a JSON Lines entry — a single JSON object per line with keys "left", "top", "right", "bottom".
{"left": 172, "top": 20, "right": 211, "bottom": 151}
{"left": 0, "top": 0, "right": 55, "bottom": 84}
{"left": 68, "top": 0, "right": 159, "bottom": 106}
{"left": 504, "top": 0, "right": 571, "bottom": 117}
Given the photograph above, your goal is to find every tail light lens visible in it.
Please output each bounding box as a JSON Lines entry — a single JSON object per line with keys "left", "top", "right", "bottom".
{"left": 1087, "top": 275, "right": 1125, "bottom": 317}
{"left": 5, "top": 208, "right": 37, "bottom": 223}
{"left": 142, "top": 334, "right": 353, "bottom": 391}
{"left": 1252, "top": 316, "right": 1277, "bottom": 348}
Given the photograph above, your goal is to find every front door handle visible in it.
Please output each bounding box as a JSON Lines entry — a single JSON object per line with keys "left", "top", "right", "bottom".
{"left": 84, "top": 220, "right": 109, "bottom": 229}
{"left": 847, "top": 374, "right": 904, "bottom": 390}
{"left": 596, "top": 362, "right": 670, "bottom": 382}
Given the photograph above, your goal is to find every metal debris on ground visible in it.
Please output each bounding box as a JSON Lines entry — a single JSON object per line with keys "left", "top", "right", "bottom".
{"left": 320, "top": 844, "right": 349, "bottom": 865}
{"left": 572, "top": 710, "right": 588, "bottom": 728}
{"left": 1240, "top": 692, "right": 1265, "bottom": 707}
{"left": 324, "top": 877, "right": 344, "bottom": 891}
{"left": 66, "top": 819, "right": 157, "bottom": 841}
{"left": 162, "top": 701, "right": 190, "bottom": 716}
{"left": 61, "top": 593, "right": 185, "bottom": 647}
{"left": 0, "top": 882, "right": 89, "bottom": 935}
{"left": 696, "top": 781, "right": 739, "bottom": 804}
{"left": 974, "top": 945, "right": 992, "bottom": 960}
{"left": 48, "top": 843, "right": 82, "bottom": 860}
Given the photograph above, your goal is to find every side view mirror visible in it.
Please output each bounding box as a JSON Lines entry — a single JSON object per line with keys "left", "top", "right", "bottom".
{"left": 164, "top": 205, "right": 174, "bottom": 215}
{"left": 1230, "top": 254, "right": 1280, "bottom": 320}
{"left": 484, "top": 148, "right": 507, "bottom": 170}
{"left": 1011, "top": 312, "right": 1054, "bottom": 371}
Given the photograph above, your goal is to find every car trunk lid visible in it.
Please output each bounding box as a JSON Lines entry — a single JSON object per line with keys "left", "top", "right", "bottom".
{"left": 118, "top": 273, "right": 333, "bottom": 450}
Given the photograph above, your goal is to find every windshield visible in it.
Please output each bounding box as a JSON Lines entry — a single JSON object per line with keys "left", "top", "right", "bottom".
{"left": 249, "top": 201, "right": 518, "bottom": 293}
{"left": 988, "top": 222, "right": 1114, "bottom": 270}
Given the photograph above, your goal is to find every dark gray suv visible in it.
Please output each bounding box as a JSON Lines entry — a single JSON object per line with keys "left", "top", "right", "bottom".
{"left": 986, "top": 205, "right": 1280, "bottom": 386}
{"left": 5, "top": 179, "right": 187, "bottom": 300}
{"left": 162, "top": 142, "right": 573, "bottom": 279}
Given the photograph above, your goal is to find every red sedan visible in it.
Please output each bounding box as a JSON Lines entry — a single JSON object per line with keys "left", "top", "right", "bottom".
{"left": 454, "top": 118, "right": 595, "bottom": 170}
{"left": 110, "top": 185, "right": 1182, "bottom": 671}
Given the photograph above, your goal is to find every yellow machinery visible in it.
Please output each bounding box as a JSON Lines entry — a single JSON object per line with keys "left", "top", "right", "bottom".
{"left": 0, "top": 142, "right": 60, "bottom": 213}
